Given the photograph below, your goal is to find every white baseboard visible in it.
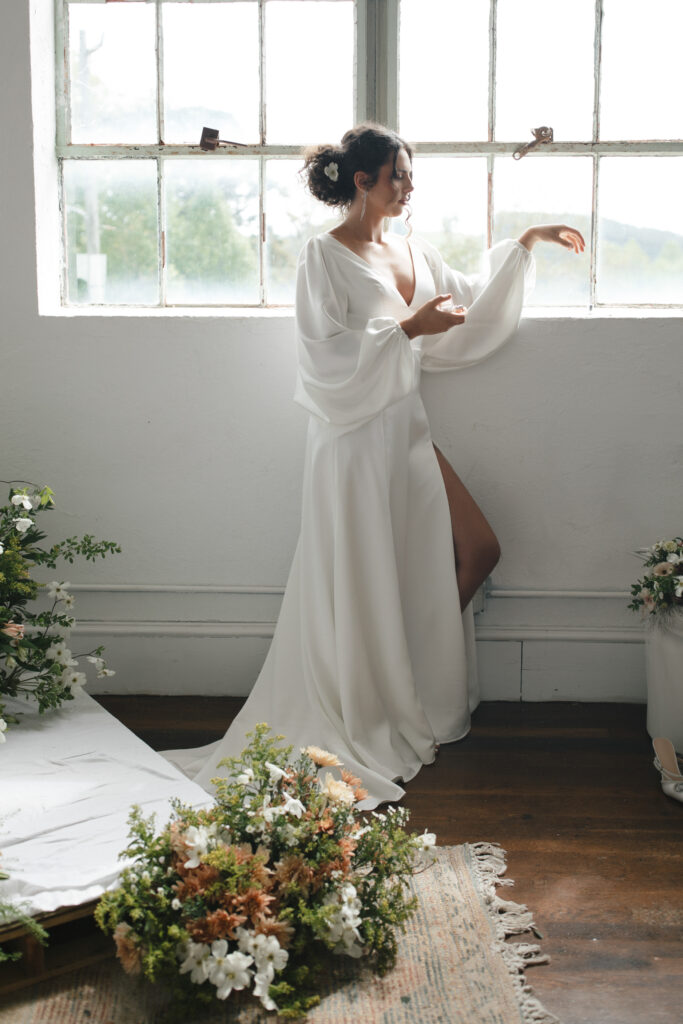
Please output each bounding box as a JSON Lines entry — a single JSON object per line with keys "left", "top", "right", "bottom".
{"left": 61, "top": 583, "right": 646, "bottom": 702}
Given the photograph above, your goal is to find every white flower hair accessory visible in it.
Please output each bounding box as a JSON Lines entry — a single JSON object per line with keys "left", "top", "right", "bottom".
{"left": 323, "top": 161, "right": 339, "bottom": 182}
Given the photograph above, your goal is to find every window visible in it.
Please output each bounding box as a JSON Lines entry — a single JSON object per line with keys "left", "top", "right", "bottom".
{"left": 54, "top": 0, "right": 683, "bottom": 311}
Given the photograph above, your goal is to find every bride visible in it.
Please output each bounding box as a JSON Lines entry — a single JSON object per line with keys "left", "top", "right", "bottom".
{"left": 164, "top": 123, "right": 584, "bottom": 808}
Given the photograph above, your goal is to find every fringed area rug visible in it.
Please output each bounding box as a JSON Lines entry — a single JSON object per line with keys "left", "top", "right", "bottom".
{"left": 0, "top": 844, "right": 560, "bottom": 1024}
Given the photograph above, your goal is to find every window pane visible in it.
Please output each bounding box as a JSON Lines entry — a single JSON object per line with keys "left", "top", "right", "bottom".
{"left": 265, "top": 1, "right": 353, "bottom": 145}
{"left": 265, "top": 160, "right": 338, "bottom": 304}
{"left": 496, "top": 0, "right": 594, "bottom": 142}
{"left": 493, "top": 157, "right": 592, "bottom": 306}
{"left": 163, "top": 3, "right": 260, "bottom": 146}
{"left": 69, "top": 3, "right": 156, "bottom": 144}
{"left": 597, "top": 158, "right": 683, "bottom": 305}
{"left": 63, "top": 160, "right": 158, "bottom": 305}
{"left": 601, "top": 0, "right": 683, "bottom": 141}
{"left": 409, "top": 157, "right": 487, "bottom": 277}
{"left": 399, "top": 0, "right": 489, "bottom": 142}
{"left": 164, "top": 159, "right": 259, "bottom": 305}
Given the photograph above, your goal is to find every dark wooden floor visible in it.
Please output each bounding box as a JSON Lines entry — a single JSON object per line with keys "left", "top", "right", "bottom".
{"left": 97, "top": 696, "right": 683, "bottom": 1024}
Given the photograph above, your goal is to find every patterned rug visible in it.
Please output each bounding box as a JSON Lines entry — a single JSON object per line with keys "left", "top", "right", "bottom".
{"left": 0, "top": 844, "right": 560, "bottom": 1024}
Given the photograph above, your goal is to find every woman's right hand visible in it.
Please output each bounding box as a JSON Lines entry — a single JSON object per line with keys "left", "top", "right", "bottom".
{"left": 400, "top": 294, "right": 466, "bottom": 339}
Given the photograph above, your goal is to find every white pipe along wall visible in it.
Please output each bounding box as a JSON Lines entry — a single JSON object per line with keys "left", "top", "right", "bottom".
{"left": 3, "top": 3, "right": 681, "bottom": 704}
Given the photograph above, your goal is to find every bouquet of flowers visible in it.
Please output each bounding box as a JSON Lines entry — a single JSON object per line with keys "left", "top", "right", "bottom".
{"left": 629, "top": 537, "right": 683, "bottom": 617}
{"left": 95, "top": 725, "right": 436, "bottom": 1020}
{"left": 0, "top": 483, "right": 120, "bottom": 739}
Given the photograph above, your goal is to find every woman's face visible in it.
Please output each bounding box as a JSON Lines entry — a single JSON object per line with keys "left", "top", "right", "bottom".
{"left": 365, "top": 147, "right": 413, "bottom": 218}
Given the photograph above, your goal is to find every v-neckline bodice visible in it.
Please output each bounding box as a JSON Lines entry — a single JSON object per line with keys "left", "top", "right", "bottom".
{"left": 323, "top": 232, "right": 418, "bottom": 308}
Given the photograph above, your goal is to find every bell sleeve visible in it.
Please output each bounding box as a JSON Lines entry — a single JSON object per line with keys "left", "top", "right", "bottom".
{"left": 416, "top": 238, "right": 536, "bottom": 372}
{"left": 293, "top": 236, "right": 418, "bottom": 429}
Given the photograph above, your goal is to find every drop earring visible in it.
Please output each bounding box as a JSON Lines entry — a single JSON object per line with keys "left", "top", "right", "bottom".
{"left": 360, "top": 189, "right": 367, "bottom": 221}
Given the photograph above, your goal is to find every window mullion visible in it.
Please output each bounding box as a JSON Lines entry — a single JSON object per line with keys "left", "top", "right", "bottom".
{"left": 156, "top": 0, "right": 165, "bottom": 144}
{"left": 487, "top": 0, "right": 497, "bottom": 251}
{"left": 589, "top": 0, "right": 603, "bottom": 309}
{"left": 354, "top": 0, "right": 369, "bottom": 122}
{"left": 55, "top": 0, "right": 70, "bottom": 146}
{"left": 158, "top": 156, "right": 166, "bottom": 308}
{"left": 259, "top": 157, "right": 266, "bottom": 306}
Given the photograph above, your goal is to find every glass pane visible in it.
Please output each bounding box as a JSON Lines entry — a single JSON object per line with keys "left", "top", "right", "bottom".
{"left": 164, "top": 159, "right": 260, "bottom": 304}
{"left": 163, "top": 3, "right": 259, "bottom": 145}
{"left": 265, "top": 160, "right": 339, "bottom": 304}
{"left": 265, "top": 1, "right": 353, "bottom": 145}
{"left": 601, "top": 0, "right": 683, "bottom": 141}
{"left": 408, "top": 157, "right": 487, "bottom": 277}
{"left": 63, "top": 160, "right": 158, "bottom": 305}
{"left": 496, "top": 0, "right": 594, "bottom": 142}
{"left": 597, "top": 158, "right": 683, "bottom": 304}
{"left": 493, "top": 157, "right": 592, "bottom": 306}
{"left": 400, "top": 0, "right": 489, "bottom": 142}
{"left": 69, "top": 3, "right": 156, "bottom": 144}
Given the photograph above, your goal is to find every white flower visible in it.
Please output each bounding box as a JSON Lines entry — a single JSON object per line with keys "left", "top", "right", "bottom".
{"left": 11, "top": 494, "right": 32, "bottom": 510}
{"left": 5, "top": 655, "right": 17, "bottom": 670}
{"left": 254, "top": 971, "right": 278, "bottom": 1011}
{"left": 265, "top": 760, "right": 287, "bottom": 782}
{"left": 171, "top": 897, "right": 182, "bottom": 910}
{"left": 675, "top": 578, "right": 683, "bottom": 598}
{"left": 282, "top": 793, "right": 306, "bottom": 818}
{"left": 281, "top": 822, "right": 300, "bottom": 846}
{"left": 13, "top": 517, "right": 33, "bottom": 534}
{"left": 179, "top": 940, "right": 211, "bottom": 984}
{"left": 87, "top": 656, "right": 104, "bottom": 668}
{"left": 261, "top": 795, "right": 284, "bottom": 824}
{"left": 97, "top": 667, "right": 116, "bottom": 678}
{"left": 667, "top": 553, "right": 683, "bottom": 564}
{"left": 209, "top": 943, "right": 254, "bottom": 997}
{"left": 61, "top": 668, "right": 87, "bottom": 691}
{"left": 251, "top": 933, "right": 288, "bottom": 979}
{"left": 235, "top": 927, "right": 255, "bottom": 955}
{"left": 0, "top": 542, "right": 3, "bottom": 555}
{"left": 323, "top": 161, "right": 339, "bottom": 182}
{"left": 63, "top": 594, "right": 75, "bottom": 609}
{"left": 321, "top": 885, "right": 364, "bottom": 956}
{"left": 0, "top": 719, "right": 7, "bottom": 743}
{"left": 47, "top": 581, "right": 71, "bottom": 600}
{"left": 236, "top": 766, "right": 255, "bottom": 786}
{"left": 183, "top": 824, "right": 216, "bottom": 868}
{"left": 414, "top": 829, "right": 437, "bottom": 866}
{"left": 47, "top": 641, "right": 77, "bottom": 665}
{"left": 665, "top": 540, "right": 677, "bottom": 552}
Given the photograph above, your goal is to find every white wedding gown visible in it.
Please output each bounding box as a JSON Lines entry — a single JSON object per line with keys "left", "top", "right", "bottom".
{"left": 163, "top": 233, "right": 534, "bottom": 808}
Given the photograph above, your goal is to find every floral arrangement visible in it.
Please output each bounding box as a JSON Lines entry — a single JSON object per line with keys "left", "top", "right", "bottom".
{"left": 629, "top": 537, "right": 683, "bottom": 617}
{"left": 95, "top": 725, "right": 436, "bottom": 1020}
{"left": 0, "top": 483, "right": 120, "bottom": 739}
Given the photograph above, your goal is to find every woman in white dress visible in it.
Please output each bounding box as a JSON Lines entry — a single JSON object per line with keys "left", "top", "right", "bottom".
{"left": 166, "top": 124, "right": 584, "bottom": 808}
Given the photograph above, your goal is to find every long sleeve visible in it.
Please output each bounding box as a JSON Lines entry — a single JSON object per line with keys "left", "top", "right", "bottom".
{"left": 293, "top": 237, "right": 419, "bottom": 429}
{"left": 415, "top": 238, "right": 536, "bottom": 372}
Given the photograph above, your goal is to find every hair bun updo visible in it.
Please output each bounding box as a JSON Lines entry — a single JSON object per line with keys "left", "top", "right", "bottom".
{"left": 301, "top": 124, "right": 412, "bottom": 211}
{"left": 301, "top": 145, "right": 353, "bottom": 208}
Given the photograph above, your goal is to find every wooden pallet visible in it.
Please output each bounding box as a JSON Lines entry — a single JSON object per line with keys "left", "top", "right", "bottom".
{"left": 0, "top": 900, "right": 113, "bottom": 995}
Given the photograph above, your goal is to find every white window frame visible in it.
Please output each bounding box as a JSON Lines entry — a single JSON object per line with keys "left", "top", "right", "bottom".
{"left": 53, "top": 0, "right": 683, "bottom": 312}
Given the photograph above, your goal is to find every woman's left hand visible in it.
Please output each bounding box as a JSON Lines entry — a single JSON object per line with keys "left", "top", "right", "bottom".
{"left": 518, "top": 224, "right": 585, "bottom": 254}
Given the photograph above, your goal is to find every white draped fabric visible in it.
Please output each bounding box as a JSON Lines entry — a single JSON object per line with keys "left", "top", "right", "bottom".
{"left": 163, "top": 233, "right": 534, "bottom": 808}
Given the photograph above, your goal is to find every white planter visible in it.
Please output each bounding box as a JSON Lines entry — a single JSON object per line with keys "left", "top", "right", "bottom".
{"left": 646, "top": 610, "right": 683, "bottom": 755}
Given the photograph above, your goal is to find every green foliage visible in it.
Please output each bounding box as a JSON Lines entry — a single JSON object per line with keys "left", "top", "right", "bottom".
{"left": 96, "top": 725, "right": 436, "bottom": 1020}
{"left": 0, "top": 483, "right": 120, "bottom": 733}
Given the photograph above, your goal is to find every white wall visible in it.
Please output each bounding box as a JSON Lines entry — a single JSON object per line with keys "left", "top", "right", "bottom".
{"left": 3, "top": 4, "right": 680, "bottom": 702}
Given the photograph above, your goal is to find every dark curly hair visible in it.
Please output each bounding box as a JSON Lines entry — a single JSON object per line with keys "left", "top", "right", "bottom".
{"left": 301, "top": 123, "right": 412, "bottom": 210}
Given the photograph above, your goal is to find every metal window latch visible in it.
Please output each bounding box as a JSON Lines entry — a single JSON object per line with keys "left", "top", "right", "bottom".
{"left": 199, "top": 126, "right": 247, "bottom": 151}
{"left": 513, "top": 126, "right": 554, "bottom": 160}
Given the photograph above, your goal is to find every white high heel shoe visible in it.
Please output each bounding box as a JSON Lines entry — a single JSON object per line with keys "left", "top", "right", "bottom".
{"left": 652, "top": 737, "right": 683, "bottom": 804}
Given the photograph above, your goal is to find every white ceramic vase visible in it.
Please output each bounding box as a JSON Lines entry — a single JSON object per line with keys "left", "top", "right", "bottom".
{"left": 645, "top": 609, "right": 683, "bottom": 755}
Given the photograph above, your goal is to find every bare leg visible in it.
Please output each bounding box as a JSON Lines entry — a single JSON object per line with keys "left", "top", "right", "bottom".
{"left": 433, "top": 443, "right": 501, "bottom": 611}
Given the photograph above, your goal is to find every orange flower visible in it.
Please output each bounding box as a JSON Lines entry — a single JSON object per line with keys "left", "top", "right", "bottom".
{"left": 233, "top": 887, "right": 276, "bottom": 925}
{"left": 341, "top": 769, "right": 368, "bottom": 802}
{"left": 303, "top": 745, "right": 342, "bottom": 768}
{"left": 113, "top": 922, "right": 142, "bottom": 975}
{"left": 173, "top": 863, "right": 220, "bottom": 902}
{"left": 316, "top": 817, "right": 335, "bottom": 834}
{"left": 253, "top": 914, "right": 295, "bottom": 949}
{"left": 273, "top": 855, "right": 316, "bottom": 895}
{"left": 186, "top": 909, "right": 247, "bottom": 943}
